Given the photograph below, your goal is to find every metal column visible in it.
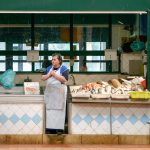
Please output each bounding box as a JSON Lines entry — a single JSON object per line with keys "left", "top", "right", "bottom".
{"left": 147, "top": 10, "right": 150, "bottom": 90}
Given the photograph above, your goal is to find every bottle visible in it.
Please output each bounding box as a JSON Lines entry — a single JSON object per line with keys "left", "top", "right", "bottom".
{"left": 24, "top": 76, "right": 32, "bottom": 82}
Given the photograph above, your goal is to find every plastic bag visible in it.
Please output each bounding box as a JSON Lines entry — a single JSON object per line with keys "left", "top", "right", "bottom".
{"left": 0, "top": 69, "right": 16, "bottom": 89}
{"left": 130, "top": 41, "right": 145, "bottom": 52}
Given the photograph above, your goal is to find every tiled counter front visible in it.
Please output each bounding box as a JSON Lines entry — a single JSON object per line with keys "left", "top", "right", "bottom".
{"left": 68, "top": 102, "right": 111, "bottom": 134}
{"left": 112, "top": 103, "right": 150, "bottom": 135}
{"left": 69, "top": 100, "right": 150, "bottom": 135}
{"left": 0, "top": 95, "right": 44, "bottom": 134}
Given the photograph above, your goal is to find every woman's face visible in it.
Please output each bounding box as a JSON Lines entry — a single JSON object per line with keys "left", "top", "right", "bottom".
{"left": 52, "top": 56, "right": 60, "bottom": 67}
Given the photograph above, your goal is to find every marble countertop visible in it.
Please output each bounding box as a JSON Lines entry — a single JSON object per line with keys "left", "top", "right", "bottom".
{"left": 0, "top": 94, "right": 44, "bottom": 103}
{"left": 71, "top": 98, "right": 150, "bottom": 105}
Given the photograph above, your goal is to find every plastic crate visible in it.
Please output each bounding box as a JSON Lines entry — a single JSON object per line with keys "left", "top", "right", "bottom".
{"left": 129, "top": 91, "right": 150, "bottom": 100}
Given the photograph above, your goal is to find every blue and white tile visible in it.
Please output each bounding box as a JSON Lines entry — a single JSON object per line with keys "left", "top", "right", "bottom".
{"left": 96, "top": 121, "right": 110, "bottom": 134}
{"left": 78, "top": 120, "right": 89, "bottom": 130}
{"left": 21, "top": 125, "right": 31, "bottom": 134}
{"left": 91, "top": 120, "right": 99, "bottom": 129}
{"left": 70, "top": 103, "right": 110, "bottom": 134}
{"left": 26, "top": 120, "right": 36, "bottom": 130}
{"left": 4, "top": 120, "right": 14, "bottom": 131}
{"left": 83, "top": 125, "right": 95, "bottom": 134}
{"left": 0, "top": 104, "right": 43, "bottom": 134}
{"left": 15, "top": 108, "right": 25, "bottom": 118}
{"left": 112, "top": 107, "right": 150, "bottom": 135}
{"left": 15, "top": 120, "right": 25, "bottom": 131}
{"left": 3, "top": 108, "right": 13, "bottom": 118}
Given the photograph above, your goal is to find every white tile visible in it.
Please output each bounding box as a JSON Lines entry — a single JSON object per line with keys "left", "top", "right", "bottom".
{"left": 0, "top": 126, "right": 7, "bottom": 134}
{"left": 3, "top": 108, "right": 13, "bottom": 118}
{"left": 72, "top": 125, "right": 82, "bottom": 134}
{"left": 78, "top": 120, "right": 88, "bottom": 130}
{"left": 112, "top": 108, "right": 122, "bottom": 118}
{"left": 9, "top": 126, "right": 20, "bottom": 134}
{"left": 21, "top": 125, "right": 31, "bottom": 134}
{"left": 15, "top": 120, "right": 26, "bottom": 131}
{"left": 19, "top": 105, "right": 31, "bottom": 114}
{"left": 3, "top": 120, "right": 14, "bottom": 131}
{"left": 96, "top": 122, "right": 110, "bottom": 134}
{"left": 0, "top": 104, "right": 9, "bottom": 112}
{"left": 38, "top": 109, "right": 44, "bottom": 118}
{"left": 91, "top": 120, "right": 99, "bottom": 129}
{"left": 112, "top": 121, "right": 122, "bottom": 133}
{"left": 135, "top": 120, "right": 144, "bottom": 129}
{"left": 31, "top": 125, "right": 42, "bottom": 134}
{"left": 83, "top": 126, "right": 94, "bottom": 134}
{"left": 26, "top": 109, "right": 37, "bottom": 118}
{"left": 32, "top": 104, "right": 41, "bottom": 112}
{"left": 10, "top": 105, "right": 20, "bottom": 113}
{"left": 78, "top": 108, "right": 88, "bottom": 119}
{"left": 27, "top": 120, "right": 37, "bottom": 130}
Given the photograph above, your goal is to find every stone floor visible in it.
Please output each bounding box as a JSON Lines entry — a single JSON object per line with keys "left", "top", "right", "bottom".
{"left": 0, "top": 145, "right": 150, "bottom": 150}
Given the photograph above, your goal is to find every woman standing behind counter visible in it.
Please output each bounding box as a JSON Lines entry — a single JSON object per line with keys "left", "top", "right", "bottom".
{"left": 41, "top": 53, "right": 69, "bottom": 134}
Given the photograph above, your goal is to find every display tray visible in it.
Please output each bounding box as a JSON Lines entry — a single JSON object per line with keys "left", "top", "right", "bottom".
{"left": 71, "top": 93, "right": 90, "bottom": 99}
{"left": 69, "top": 85, "right": 82, "bottom": 92}
{"left": 91, "top": 94, "right": 110, "bottom": 99}
{"left": 111, "top": 94, "right": 129, "bottom": 100}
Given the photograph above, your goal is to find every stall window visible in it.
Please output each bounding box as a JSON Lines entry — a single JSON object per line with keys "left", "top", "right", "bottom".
{"left": 0, "top": 13, "right": 143, "bottom": 73}
{"left": 0, "top": 42, "right": 6, "bottom": 71}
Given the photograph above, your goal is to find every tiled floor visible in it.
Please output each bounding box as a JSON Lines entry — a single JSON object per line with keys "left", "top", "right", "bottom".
{"left": 0, "top": 145, "right": 150, "bottom": 150}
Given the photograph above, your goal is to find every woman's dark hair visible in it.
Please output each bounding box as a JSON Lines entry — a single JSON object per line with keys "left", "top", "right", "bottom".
{"left": 52, "top": 53, "right": 63, "bottom": 65}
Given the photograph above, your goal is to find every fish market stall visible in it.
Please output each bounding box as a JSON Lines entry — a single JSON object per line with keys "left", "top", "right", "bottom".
{"left": 68, "top": 77, "right": 150, "bottom": 135}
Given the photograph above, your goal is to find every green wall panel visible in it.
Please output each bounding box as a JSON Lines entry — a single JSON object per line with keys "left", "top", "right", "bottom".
{"left": 0, "top": 0, "right": 149, "bottom": 11}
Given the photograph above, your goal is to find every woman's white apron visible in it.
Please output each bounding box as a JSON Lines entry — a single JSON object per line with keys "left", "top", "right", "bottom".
{"left": 44, "top": 66, "right": 67, "bottom": 130}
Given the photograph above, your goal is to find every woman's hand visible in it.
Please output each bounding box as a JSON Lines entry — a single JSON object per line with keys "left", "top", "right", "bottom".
{"left": 41, "top": 71, "right": 52, "bottom": 81}
{"left": 50, "top": 70, "right": 56, "bottom": 77}
{"left": 41, "top": 70, "right": 67, "bottom": 83}
{"left": 51, "top": 71, "right": 67, "bottom": 83}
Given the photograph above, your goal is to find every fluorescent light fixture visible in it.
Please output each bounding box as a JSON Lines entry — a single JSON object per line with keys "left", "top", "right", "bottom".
{"left": 0, "top": 11, "right": 147, "bottom": 14}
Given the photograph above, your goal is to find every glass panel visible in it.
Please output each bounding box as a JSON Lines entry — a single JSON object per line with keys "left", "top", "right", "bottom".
{"left": 0, "top": 63, "right": 5, "bottom": 71}
{"left": 39, "top": 56, "right": 44, "bottom": 60}
{"left": 63, "top": 62, "right": 70, "bottom": 70}
{"left": 73, "top": 14, "right": 109, "bottom": 51}
{"left": 48, "top": 43, "right": 70, "bottom": 51}
{"left": 34, "top": 44, "right": 44, "bottom": 50}
{"left": 13, "top": 43, "right": 31, "bottom": 51}
{"left": 34, "top": 62, "right": 42, "bottom": 71}
{"left": 13, "top": 62, "right": 32, "bottom": 71}
{"left": 87, "top": 62, "right": 106, "bottom": 72}
{"left": 34, "top": 14, "right": 70, "bottom": 51}
{"left": 0, "top": 14, "right": 31, "bottom": 51}
{"left": 0, "top": 42, "right": 6, "bottom": 50}
{"left": 48, "top": 56, "right": 52, "bottom": 60}
{"left": 73, "top": 62, "right": 79, "bottom": 72}
{"left": 0, "top": 56, "right": 5, "bottom": 60}
{"left": 86, "top": 41, "right": 106, "bottom": 61}
{"left": 73, "top": 62, "right": 107, "bottom": 72}
{"left": 72, "top": 56, "right": 110, "bottom": 72}
{"left": 111, "top": 14, "right": 139, "bottom": 51}
{"left": 13, "top": 56, "right": 27, "bottom": 60}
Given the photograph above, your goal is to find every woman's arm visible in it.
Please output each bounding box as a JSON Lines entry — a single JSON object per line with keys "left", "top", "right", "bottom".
{"left": 51, "top": 70, "right": 67, "bottom": 83}
{"left": 41, "top": 72, "right": 51, "bottom": 81}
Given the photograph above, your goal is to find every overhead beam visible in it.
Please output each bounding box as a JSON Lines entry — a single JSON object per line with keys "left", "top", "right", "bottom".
{"left": 0, "top": 0, "right": 149, "bottom": 12}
